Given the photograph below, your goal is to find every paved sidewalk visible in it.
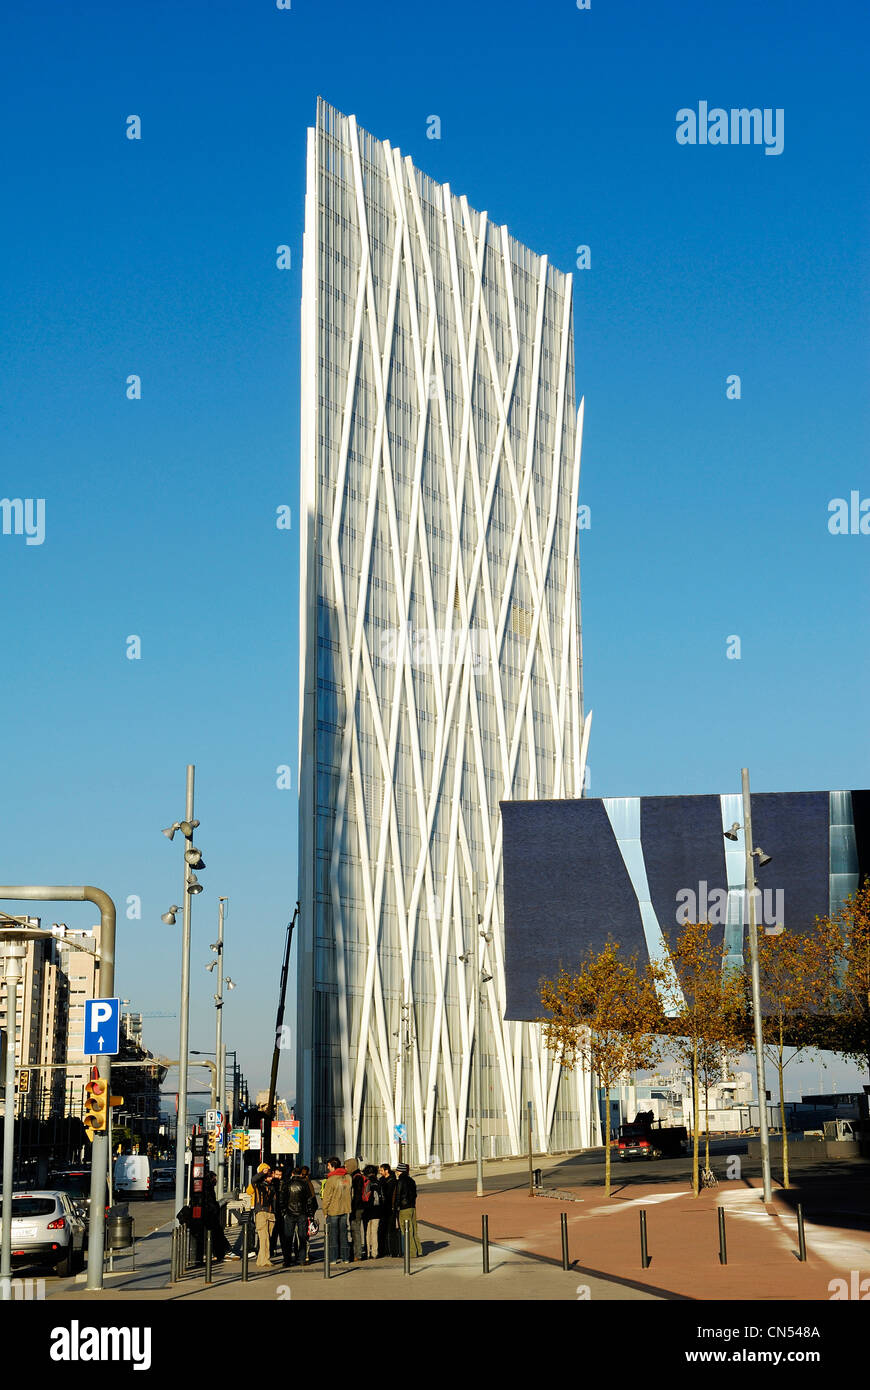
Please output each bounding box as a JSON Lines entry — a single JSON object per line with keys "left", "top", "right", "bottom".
{"left": 49, "top": 1219, "right": 663, "bottom": 1301}
{"left": 47, "top": 1150, "right": 869, "bottom": 1302}
{"left": 418, "top": 1178, "right": 870, "bottom": 1302}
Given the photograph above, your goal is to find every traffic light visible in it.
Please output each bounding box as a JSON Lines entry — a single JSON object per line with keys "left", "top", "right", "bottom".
{"left": 83, "top": 1078, "right": 109, "bottom": 1140}
{"left": 208, "top": 1131, "right": 217, "bottom": 1152}
{"left": 18, "top": 1069, "right": 30, "bottom": 1094}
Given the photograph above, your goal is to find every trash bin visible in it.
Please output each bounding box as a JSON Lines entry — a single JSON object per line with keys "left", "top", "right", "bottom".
{"left": 106, "top": 1205, "right": 134, "bottom": 1250}
{"left": 533, "top": 1168, "right": 543, "bottom": 1189}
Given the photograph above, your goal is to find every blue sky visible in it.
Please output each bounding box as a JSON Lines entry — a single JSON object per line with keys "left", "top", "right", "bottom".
{"left": 1, "top": 0, "right": 868, "bottom": 1108}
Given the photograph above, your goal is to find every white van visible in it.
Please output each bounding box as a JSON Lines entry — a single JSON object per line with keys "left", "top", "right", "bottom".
{"left": 113, "top": 1155, "right": 153, "bottom": 1200}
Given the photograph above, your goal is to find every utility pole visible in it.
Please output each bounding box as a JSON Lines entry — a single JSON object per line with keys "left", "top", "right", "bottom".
{"left": 164, "top": 766, "right": 206, "bottom": 1238}
{"left": 473, "top": 892, "right": 483, "bottom": 1197}
{"left": 398, "top": 1000, "right": 411, "bottom": 1167}
{"left": 741, "top": 768, "right": 773, "bottom": 1204}
{"left": 460, "top": 890, "right": 491, "bottom": 1195}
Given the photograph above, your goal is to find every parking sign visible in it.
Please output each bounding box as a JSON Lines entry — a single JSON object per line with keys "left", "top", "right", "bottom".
{"left": 83, "top": 997, "right": 120, "bottom": 1056}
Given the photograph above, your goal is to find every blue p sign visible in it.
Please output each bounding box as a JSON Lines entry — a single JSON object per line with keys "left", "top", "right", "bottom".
{"left": 83, "top": 998, "right": 120, "bottom": 1056}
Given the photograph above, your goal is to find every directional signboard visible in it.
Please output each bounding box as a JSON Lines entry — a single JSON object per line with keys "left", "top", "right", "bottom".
{"left": 393, "top": 1124, "right": 407, "bottom": 1143}
{"left": 83, "top": 997, "right": 120, "bottom": 1056}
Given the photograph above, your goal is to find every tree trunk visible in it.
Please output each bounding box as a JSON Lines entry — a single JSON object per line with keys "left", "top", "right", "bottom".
{"left": 692, "top": 1037, "right": 699, "bottom": 1197}
{"left": 779, "top": 1024, "right": 789, "bottom": 1189}
{"left": 604, "top": 1094, "right": 611, "bottom": 1198}
{"left": 704, "top": 1076, "right": 711, "bottom": 1173}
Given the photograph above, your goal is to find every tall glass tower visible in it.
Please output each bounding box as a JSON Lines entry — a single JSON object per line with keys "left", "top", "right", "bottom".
{"left": 297, "top": 99, "right": 592, "bottom": 1167}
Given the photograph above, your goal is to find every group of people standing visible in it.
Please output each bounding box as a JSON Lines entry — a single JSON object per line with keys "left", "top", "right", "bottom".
{"left": 246, "top": 1158, "right": 422, "bottom": 1268}
{"left": 248, "top": 1163, "right": 319, "bottom": 1269}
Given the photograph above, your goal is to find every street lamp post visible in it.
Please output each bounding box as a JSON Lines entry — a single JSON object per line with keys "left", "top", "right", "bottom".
{"left": 207, "top": 898, "right": 231, "bottom": 1198}
{"left": 460, "top": 892, "right": 492, "bottom": 1197}
{"left": 740, "top": 768, "right": 773, "bottom": 1205}
{"left": 163, "top": 765, "right": 206, "bottom": 1233}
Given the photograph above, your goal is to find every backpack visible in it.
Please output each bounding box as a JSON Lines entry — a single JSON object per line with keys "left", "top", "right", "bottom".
{"left": 362, "top": 1175, "right": 380, "bottom": 1208}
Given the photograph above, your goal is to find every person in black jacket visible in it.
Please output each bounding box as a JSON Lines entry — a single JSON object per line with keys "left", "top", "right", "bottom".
{"left": 194, "top": 1172, "right": 237, "bottom": 1264}
{"left": 378, "top": 1163, "right": 399, "bottom": 1257}
{"left": 395, "top": 1163, "right": 422, "bottom": 1256}
{"left": 361, "top": 1165, "right": 381, "bottom": 1259}
{"left": 280, "top": 1168, "right": 315, "bottom": 1265}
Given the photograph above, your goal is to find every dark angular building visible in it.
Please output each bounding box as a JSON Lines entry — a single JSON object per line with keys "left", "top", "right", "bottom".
{"left": 501, "top": 789, "right": 869, "bottom": 1021}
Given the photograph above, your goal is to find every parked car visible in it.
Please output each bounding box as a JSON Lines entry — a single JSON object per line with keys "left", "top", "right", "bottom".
{"left": 152, "top": 1166, "right": 175, "bottom": 1192}
{"left": 113, "top": 1154, "right": 152, "bottom": 1200}
{"left": 2, "top": 1191, "right": 86, "bottom": 1276}
{"left": 47, "top": 1169, "right": 110, "bottom": 1232}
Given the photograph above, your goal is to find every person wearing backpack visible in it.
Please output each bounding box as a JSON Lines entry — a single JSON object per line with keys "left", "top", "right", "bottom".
{"left": 395, "top": 1163, "right": 422, "bottom": 1257}
{"left": 361, "top": 1165, "right": 381, "bottom": 1258}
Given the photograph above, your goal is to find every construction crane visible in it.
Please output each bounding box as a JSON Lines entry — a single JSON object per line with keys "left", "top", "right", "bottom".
{"left": 264, "top": 903, "right": 300, "bottom": 1153}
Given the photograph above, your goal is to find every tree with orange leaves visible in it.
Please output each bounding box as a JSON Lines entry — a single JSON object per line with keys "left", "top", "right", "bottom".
{"left": 813, "top": 881, "right": 870, "bottom": 1084}
{"left": 756, "top": 926, "right": 835, "bottom": 1188}
{"left": 659, "top": 920, "right": 747, "bottom": 1197}
{"left": 540, "top": 942, "right": 666, "bottom": 1198}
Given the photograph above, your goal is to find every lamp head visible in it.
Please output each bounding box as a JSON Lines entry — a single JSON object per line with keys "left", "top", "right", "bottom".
{"left": 161, "top": 906, "right": 179, "bottom": 925}
{"left": 724, "top": 823, "right": 740, "bottom": 841}
{"left": 187, "top": 874, "right": 204, "bottom": 896}
{"left": 162, "top": 824, "right": 180, "bottom": 841}
{"left": 754, "top": 847, "right": 772, "bottom": 866}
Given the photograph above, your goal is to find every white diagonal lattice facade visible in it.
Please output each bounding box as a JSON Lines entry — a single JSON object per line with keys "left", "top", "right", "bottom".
{"left": 298, "top": 99, "right": 592, "bottom": 1166}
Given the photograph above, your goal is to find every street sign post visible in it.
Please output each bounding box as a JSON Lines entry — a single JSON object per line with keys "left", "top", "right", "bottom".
{"left": 83, "top": 998, "right": 120, "bottom": 1057}
{"left": 393, "top": 1124, "right": 407, "bottom": 1143}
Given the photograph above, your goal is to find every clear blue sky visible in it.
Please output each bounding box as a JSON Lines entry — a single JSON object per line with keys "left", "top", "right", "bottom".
{"left": 1, "top": 1, "right": 868, "bottom": 1107}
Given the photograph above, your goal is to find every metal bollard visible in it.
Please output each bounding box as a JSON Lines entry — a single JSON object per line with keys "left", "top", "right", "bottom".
{"left": 241, "top": 1219, "right": 249, "bottom": 1282}
{"left": 639, "top": 1209, "right": 650, "bottom": 1269}
{"left": 718, "top": 1208, "right": 727, "bottom": 1266}
{"left": 323, "top": 1223, "right": 331, "bottom": 1280}
{"left": 170, "top": 1227, "right": 178, "bottom": 1282}
{"left": 403, "top": 1225, "right": 411, "bottom": 1276}
{"left": 561, "top": 1212, "right": 570, "bottom": 1270}
{"left": 482, "top": 1213, "right": 490, "bottom": 1274}
{"left": 205, "top": 1228, "right": 213, "bottom": 1284}
{"left": 797, "top": 1204, "right": 807, "bottom": 1262}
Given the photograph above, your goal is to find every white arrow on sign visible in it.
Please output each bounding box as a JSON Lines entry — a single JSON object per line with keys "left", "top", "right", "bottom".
{"left": 98, "top": 1037, "right": 104, "bottom": 1051}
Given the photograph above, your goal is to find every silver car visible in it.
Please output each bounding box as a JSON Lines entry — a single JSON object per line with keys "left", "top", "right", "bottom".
{"left": 4, "top": 1190, "right": 86, "bottom": 1276}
